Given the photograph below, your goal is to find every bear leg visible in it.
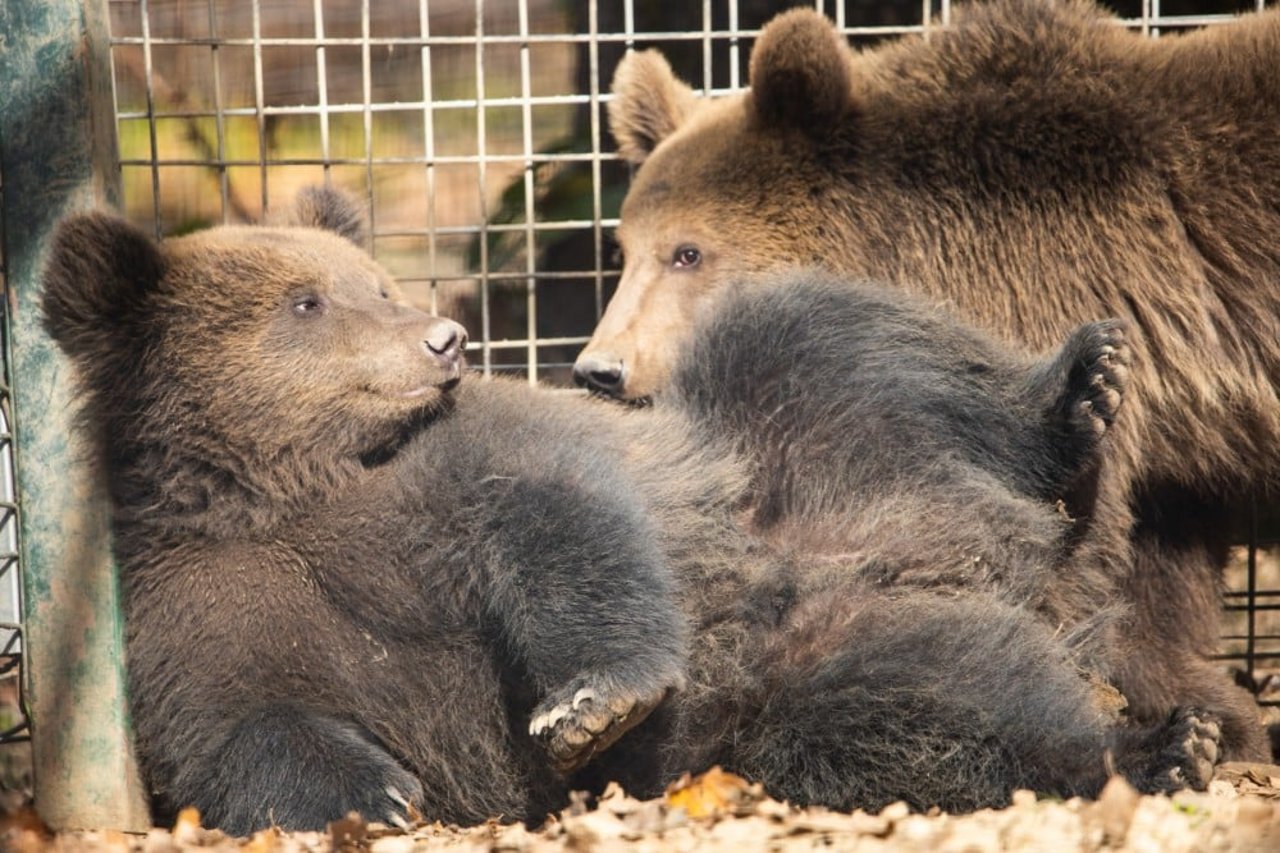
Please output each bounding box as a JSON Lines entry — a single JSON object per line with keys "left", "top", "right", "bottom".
{"left": 715, "top": 592, "right": 1119, "bottom": 813}
{"left": 1115, "top": 506, "right": 1271, "bottom": 762}
{"left": 1118, "top": 644, "right": 1269, "bottom": 763}
{"left": 479, "top": 474, "right": 689, "bottom": 773}
{"left": 1054, "top": 320, "right": 1129, "bottom": 442}
{"left": 169, "top": 705, "right": 423, "bottom": 836}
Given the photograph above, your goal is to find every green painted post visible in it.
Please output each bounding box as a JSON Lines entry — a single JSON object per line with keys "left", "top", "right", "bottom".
{"left": 0, "top": 0, "right": 151, "bottom": 832}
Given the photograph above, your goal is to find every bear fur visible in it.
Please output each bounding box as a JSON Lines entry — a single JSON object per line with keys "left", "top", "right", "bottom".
{"left": 41, "top": 189, "right": 703, "bottom": 833}
{"left": 591, "top": 269, "right": 1220, "bottom": 813}
{"left": 42, "top": 188, "right": 1215, "bottom": 833}
{"left": 576, "top": 0, "right": 1278, "bottom": 760}
{"left": 668, "top": 271, "right": 1129, "bottom": 646}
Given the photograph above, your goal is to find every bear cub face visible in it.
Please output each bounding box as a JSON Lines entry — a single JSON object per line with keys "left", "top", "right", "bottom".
{"left": 42, "top": 189, "right": 468, "bottom": 474}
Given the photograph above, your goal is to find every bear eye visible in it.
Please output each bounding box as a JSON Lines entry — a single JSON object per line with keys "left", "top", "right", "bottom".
{"left": 292, "top": 295, "right": 328, "bottom": 316}
{"left": 672, "top": 245, "right": 702, "bottom": 269}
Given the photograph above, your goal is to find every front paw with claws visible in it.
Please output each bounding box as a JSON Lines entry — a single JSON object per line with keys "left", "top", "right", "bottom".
{"left": 529, "top": 675, "right": 679, "bottom": 773}
{"left": 381, "top": 785, "right": 418, "bottom": 830}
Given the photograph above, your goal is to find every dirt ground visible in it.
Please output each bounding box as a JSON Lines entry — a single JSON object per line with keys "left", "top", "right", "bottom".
{"left": 3, "top": 762, "right": 1278, "bottom": 853}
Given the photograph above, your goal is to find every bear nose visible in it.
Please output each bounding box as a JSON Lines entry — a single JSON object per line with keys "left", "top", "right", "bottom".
{"left": 425, "top": 318, "right": 468, "bottom": 364}
{"left": 573, "top": 354, "right": 625, "bottom": 396}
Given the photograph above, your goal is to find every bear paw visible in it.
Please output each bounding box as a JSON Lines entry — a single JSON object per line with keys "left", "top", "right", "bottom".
{"left": 1063, "top": 320, "right": 1129, "bottom": 441}
{"left": 200, "top": 706, "right": 429, "bottom": 835}
{"left": 1160, "top": 707, "right": 1222, "bottom": 792}
{"left": 377, "top": 783, "right": 422, "bottom": 830}
{"left": 276, "top": 752, "right": 424, "bottom": 830}
{"left": 291, "top": 767, "right": 423, "bottom": 830}
{"left": 529, "top": 674, "right": 676, "bottom": 773}
{"left": 1119, "top": 706, "right": 1222, "bottom": 795}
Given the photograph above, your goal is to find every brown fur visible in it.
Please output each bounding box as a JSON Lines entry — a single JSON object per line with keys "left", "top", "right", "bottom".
{"left": 40, "top": 195, "right": 722, "bottom": 832}
{"left": 577, "top": 0, "right": 1279, "bottom": 759}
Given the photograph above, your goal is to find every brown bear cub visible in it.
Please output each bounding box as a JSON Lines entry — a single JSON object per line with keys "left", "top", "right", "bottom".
{"left": 43, "top": 188, "right": 1215, "bottom": 834}
{"left": 576, "top": 0, "right": 1278, "bottom": 760}
{"left": 595, "top": 277, "right": 1222, "bottom": 816}
{"left": 669, "top": 271, "right": 1130, "bottom": 645}
{"left": 42, "top": 189, "right": 695, "bottom": 833}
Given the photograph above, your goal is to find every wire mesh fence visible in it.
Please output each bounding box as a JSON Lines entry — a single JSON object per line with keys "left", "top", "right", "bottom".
{"left": 0, "top": 154, "right": 32, "bottom": 760}
{"left": 105, "top": 0, "right": 1274, "bottom": 385}
{"left": 0, "top": 0, "right": 1237, "bottom": 754}
{"left": 1220, "top": 508, "right": 1280, "bottom": 708}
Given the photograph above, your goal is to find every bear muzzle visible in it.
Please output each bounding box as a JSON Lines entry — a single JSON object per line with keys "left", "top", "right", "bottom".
{"left": 573, "top": 352, "right": 626, "bottom": 397}
{"left": 423, "top": 317, "right": 468, "bottom": 387}
{"left": 389, "top": 316, "right": 468, "bottom": 397}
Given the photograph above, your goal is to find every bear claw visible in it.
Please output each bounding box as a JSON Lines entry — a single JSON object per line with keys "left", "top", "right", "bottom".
{"left": 1069, "top": 324, "right": 1129, "bottom": 439}
{"left": 530, "top": 678, "right": 672, "bottom": 773}
{"left": 1175, "top": 711, "right": 1221, "bottom": 790}
{"left": 384, "top": 785, "right": 415, "bottom": 829}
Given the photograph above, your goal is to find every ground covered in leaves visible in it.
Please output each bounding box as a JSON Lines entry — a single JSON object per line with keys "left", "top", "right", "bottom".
{"left": 4, "top": 763, "right": 1279, "bottom": 853}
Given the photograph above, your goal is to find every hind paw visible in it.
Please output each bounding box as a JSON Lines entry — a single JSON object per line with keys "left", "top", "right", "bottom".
{"left": 1162, "top": 708, "right": 1221, "bottom": 791}
{"left": 1123, "top": 706, "right": 1222, "bottom": 794}
{"left": 1112, "top": 706, "right": 1224, "bottom": 795}
{"left": 1065, "top": 321, "right": 1129, "bottom": 441}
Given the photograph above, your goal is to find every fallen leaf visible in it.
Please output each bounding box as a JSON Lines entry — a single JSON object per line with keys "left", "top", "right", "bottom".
{"left": 1, "top": 828, "right": 51, "bottom": 853}
{"left": 563, "top": 808, "right": 629, "bottom": 843}
{"left": 0, "top": 807, "right": 49, "bottom": 841}
{"left": 243, "top": 825, "right": 282, "bottom": 853}
{"left": 98, "top": 829, "right": 133, "bottom": 851}
{"left": 173, "top": 806, "right": 203, "bottom": 846}
{"left": 664, "top": 767, "right": 759, "bottom": 820}
{"left": 786, "top": 809, "right": 889, "bottom": 837}
{"left": 328, "top": 811, "right": 367, "bottom": 849}
{"left": 1092, "top": 775, "right": 1140, "bottom": 845}
{"left": 878, "top": 801, "right": 910, "bottom": 821}
{"left": 597, "top": 781, "right": 643, "bottom": 817}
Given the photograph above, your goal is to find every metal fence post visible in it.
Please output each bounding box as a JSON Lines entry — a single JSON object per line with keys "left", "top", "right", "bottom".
{"left": 0, "top": 0, "right": 150, "bottom": 832}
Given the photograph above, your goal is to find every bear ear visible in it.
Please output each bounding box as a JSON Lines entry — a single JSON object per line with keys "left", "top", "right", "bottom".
{"left": 749, "top": 8, "right": 852, "bottom": 132}
{"left": 608, "top": 50, "right": 698, "bottom": 165}
{"left": 287, "top": 185, "right": 368, "bottom": 244}
{"left": 41, "top": 212, "right": 165, "bottom": 352}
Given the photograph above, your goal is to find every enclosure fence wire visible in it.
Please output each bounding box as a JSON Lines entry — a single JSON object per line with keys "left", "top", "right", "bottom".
{"left": 103, "top": 0, "right": 1278, "bottom": 710}
{"left": 0, "top": 148, "right": 30, "bottom": 748}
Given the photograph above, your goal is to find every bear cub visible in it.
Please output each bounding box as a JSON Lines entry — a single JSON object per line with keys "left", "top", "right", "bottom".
{"left": 584, "top": 270, "right": 1223, "bottom": 812}
{"left": 668, "top": 271, "right": 1131, "bottom": 654}
{"left": 41, "top": 188, "right": 698, "bottom": 833}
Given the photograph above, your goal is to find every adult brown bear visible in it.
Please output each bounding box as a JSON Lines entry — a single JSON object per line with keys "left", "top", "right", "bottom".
{"left": 574, "top": 0, "right": 1279, "bottom": 760}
